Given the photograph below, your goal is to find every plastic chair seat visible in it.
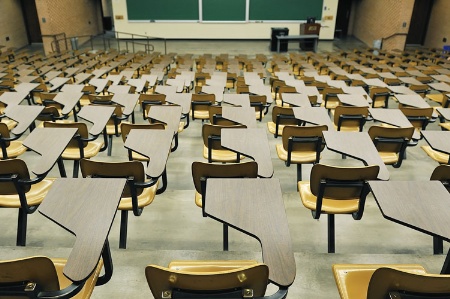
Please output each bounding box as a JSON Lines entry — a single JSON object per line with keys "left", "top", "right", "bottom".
{"left": 202, "top": 145, "right": 244, "bottom": 162}
{"left": 192, "top": 110, "right": 210, "bottom": 119}
{"left": 2, "top": 119, "right": 17, "bottom": 130}
{"left": 427, "top": 93, "right": 445, "bottom": 104}
{"left": 422, "top": 145, "right": 450, "bottom": 164}
{"left": 332, "top": 264, "right": 427, "bottom": 299}
{"left": 4, "top": 140, "right": 27, "bottom": 158}
{"left": 276, "top": 144, "right": 318, "bottom": 163}
{"left": 61, "top": 141, "right": 103, "bottom": 160}
{"left": 118, "top": 182, "right": 158, "bottom": 210}
{"left": 439, "top": 122, "right": 450, "bottom": 131}
{"left": 0, "top": 178, "right": 55, "bottom": 208}
{"left": 333, "top": 124, "right": 362, "bottom": 132}
{"left": 378, "top": 152, "right": 400, "bottom": 165}
{"left": 298, "top": 181, "right": 359, "bottom": 214}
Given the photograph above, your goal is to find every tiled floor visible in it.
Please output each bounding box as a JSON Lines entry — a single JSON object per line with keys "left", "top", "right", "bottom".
{"left": 1, "top": 37, "right": 448, "bottom": 298}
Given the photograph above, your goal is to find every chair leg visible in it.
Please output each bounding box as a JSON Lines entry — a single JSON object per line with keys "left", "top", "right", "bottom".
{"left": 434, "top": 236, "right": 444, "bottom": 255}
{"left": 328, "top": 214, "right": 335, "bottom": 253}
{"left": 72, "top": 160, "right": 80, "bottom": 178}
{"left": 119, "top": 210, "right": 128, "bottom": 249}
{"left": 223, "top": 223, "right": 228, "bottom": 251}
{"left": 17, "top": 208, "right": 27, "bottom": 246}
{"left": 107, "top": 136, "right": 113, "bottom": 156}
{"left": 57, "top": 158, "right": 67, "bottom": 177}
{"left": 296, "top": 164, "right": 302, "bottom": 182}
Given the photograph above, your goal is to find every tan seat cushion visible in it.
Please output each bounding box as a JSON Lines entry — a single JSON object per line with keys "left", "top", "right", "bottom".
{"left": 203, "top": 145, "right": 244, "bottom": 163}
{"left": 276, "top": 144, "right": 318, "bottom": 163}
{"left": 5, "top": 140, "right": 27, "bottom": 158}
{"left": 119, "top": 181, "right": 158, "bottom": 210}
{"left": 422, "top": 145, "right": 449, "bottom": 164}
{"left": 62, "top": 141, "right": 103, "bottom": 160}
{"left": 0, "top": 178, "right": 55, "bottom": 208}
{"left": 298, "top": 181, "right": 359, "bottom": 214}
{"left": 378, "top": 152, "right": 399, "bottom": 165}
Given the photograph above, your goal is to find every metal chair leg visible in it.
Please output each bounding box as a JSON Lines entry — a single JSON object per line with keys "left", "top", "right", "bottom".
{"left": 119, "top": 210, "right": 128, "bottom": 249}
{"left": 328, "top": 214, "right": 335, "bottom": 253}
{"left": 223, "top": 223, "right": 228, "bottom": 251}
{"left": 17, "top": 208, "right": 27, "bottom": 246}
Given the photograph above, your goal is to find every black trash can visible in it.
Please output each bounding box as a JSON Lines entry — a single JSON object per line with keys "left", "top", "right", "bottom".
{"left": 270, "top": 27, "right": 289, "bottom": 52}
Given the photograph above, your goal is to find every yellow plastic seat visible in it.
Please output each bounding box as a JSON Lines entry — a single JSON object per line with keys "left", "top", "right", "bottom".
{"left": 191, "top": 93, "right": 215, "bottom": 121}
{"left": 202, "top": 123, "right": 246, "bottom": 163}
{"left": 0, "top": 122, "right": 27, "bottom": 159}
{"left": 121, "top": 122, "right": 166, "bottom": 161}
{"left": 267, "top": 106, "right": 298, "bottom": 138}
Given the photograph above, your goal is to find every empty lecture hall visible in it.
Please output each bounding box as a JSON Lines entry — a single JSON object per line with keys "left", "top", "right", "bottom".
{"left": 1, "top": 0, "right": 450, "bottom": 298}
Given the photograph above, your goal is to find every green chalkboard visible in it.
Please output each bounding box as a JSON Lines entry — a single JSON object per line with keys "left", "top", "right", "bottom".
{"left": 202, "top": 0, "right": 246, "bottom": 21}
{"left": 126, "top": 0, "right": 199, "bottom": 21}
{"left": 249, "top": 0, "right": 323, "bottom": 21}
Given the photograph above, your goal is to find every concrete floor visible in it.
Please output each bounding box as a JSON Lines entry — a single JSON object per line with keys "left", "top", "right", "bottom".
{"left": 1, "top": 37, "right": 449, "bottom": 298}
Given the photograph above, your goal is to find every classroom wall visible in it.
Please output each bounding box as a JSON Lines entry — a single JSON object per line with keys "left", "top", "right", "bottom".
{"left": 350, "top": 0, "right": 414, "bottom": 51}
{"left": 112, "top": 0, "right": 338, "bottom": 40}
{"left": 35, "top": 0, "right": 104, "bottom": 54}
{"left": 0, "top": 0, "right": 28, "bottom": 51}
{"left": 424, "top": 0, "right": 450, "bottom": 50}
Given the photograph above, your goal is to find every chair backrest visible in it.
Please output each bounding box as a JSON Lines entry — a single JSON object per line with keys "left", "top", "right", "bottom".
{"left": 202, "top": 123, "right": 246, "bottom": 150}
{"left": 121, "top": 123, "right": 165, "bottom": 142}
{"left": 271, "top": 106, "right": 297, "bottom": 125}
{"left": 367, "top": 267, "right": 450, "bottom": 299}
{"left": 191, "top": 161, "right": 258, "bottom": 194}
{"left": 88, "top": 94, "right": 114, "bottom": 104}
{"left": 408, "top": 84, "right": 429, "bottom": 98}
{"left": 369, "top": 87, "right": 390, "bottom": 108}
{"left": 282, "top": 125, "right": 327, "bottom": 153}
{"left": 36, "top": 106, "right": 63, "bottom": 121}
{"left": 334, "top": 106, "right": 369, "bottom": 131}
{"left": 430, "top": 165, "right": 450, "bottom": 192}
{"left": 43, "top": 121, "right": 89, "bottom": 148}
{"left": 399, "top": 107, "right": 433, "bottom": 130}
{"left": 139, "top": 93, "right": 166, "bottom": 106}
{"left": 368, "top": 125, "right": 414, "bottom": 153}
{"left": 145, "top": 263, "right": 269, "bottom": 299}
{"left": 0, "top": 256, "right": 60, "bottom": 293}
{"left": 208, "top": 106, "right": 236, "bottom": 126}
{"left": 0, "top": 159, "right": 31, "bottom": 194}
{"left": 309, "top": 163, "right": 379, "bottom": 203}
{"left": 0, "top": 122, "right": 11, "bottom": 146}
{"left": 80, "top": 159, "right": 145, "bottom": 197}
{"left": 192, "top": 93, "right": 215, "bottom": 104}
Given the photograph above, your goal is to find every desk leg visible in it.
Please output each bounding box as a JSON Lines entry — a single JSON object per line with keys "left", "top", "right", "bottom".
{"left": 223, "top": 223, "right": 229, "bottom": 251}
{"left": 434, "top": 236, "right": 444, "bottom": 254}
{"left": 441, "top": 248, "right": 450, "bottom": 274}
{"left": 277, "top": 39, "right": 280, "bottom": 53}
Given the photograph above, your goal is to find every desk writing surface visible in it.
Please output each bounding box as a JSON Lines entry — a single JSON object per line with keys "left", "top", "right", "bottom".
{"left": 436, "top": 69, "right": 450, "bottom": 75}
{"left": 327, "top": 80, "right": 348, "bottom": 89}
{"left": 201, "top": 85, "right": 224, "bottom": 102}
{"left": 147, "top": 105, "right": 182, "bottom": 134}
{"left": 223, "top": 94, "right": 250, "bottom": 107}
{"left": 377, "top": 72, "right": 397, "bottom": 79}
{"left": 0, "top": 91, "right": 28, "bottom": 106}
{"left": 39, "top": 178, "right": 126, "bottom": 282}
{"left": 155, "top": 85, "right": 178, "bottom": 95}
{"left": 421, "top": 131, "right": 450, "bottom": 156}
{"left": 395, "top": 94, "right": 431, "bottom": 108}
{"left": 346, "top": 74, "right": 365, "bottom": 81}
{"left": 127, "top": 79, "right": 146, "bottom": 93}
{"left": 108, "top": 85, "right": 131, "bottom": 94}
{"left": 165, "top": 93, "right": 192, "bottom": 114}
{"left": 4, "top": 105, "right": 43, "bottom": 135}
{"left": 111, "top": 93, "right": 138, "bottom": 116}
{"left": 249, "top": 85, "right": 273, "bottom": 104}
{"left": 337, "top": 94, "right": 370, "bottom": 107}
{"left": 106, "top": 74, "right": 124, "bottom": 86}
{"left": 52, "top": 91, "right": 83, "bottom": 115}
{"left": 141, "top": 74, "right": 158, "bottom": 87}
{"left": 23, "top": 127, "right": 77, "bottom": 176}
{"left": 60, "top": 84, "right": 85, "bottom": 93}
{"left": 398, "top": 77, "right": 423, "bottom": 86}
{"left": 63, "top": 67, "right": 79, "bottom": 78}
{"left": 124, "top": 129, "right": 173, "bottom": 178}
{"left": 44, "top": 70, "right": 62, "bottom": 82}
{"left": 437, "top": 108, "right": 450, "bottom": 121}
{"left": 14, "top": 82, "right": 39, "bottom": 94}
{"left": 284, "top": 79, "right": 305, "bottom": 90}
{"left": 204, "top": 178, "right": 295, "bottom": 287}
{"left": 282, "top": 93, "right": 311, "bottom": 107}
{"left": 292, "top": 106, "right": 334, "bottom": 130}
{"left": 221, "top": 128, "right": 273, "bottom": 178}
{"left": 342, "top": 86, "right": 370, "bottom": 98}
{"left": 78, "top": 105, "right": 115, "bottom": 136}
{"left": 323, "top": 131, "right": 390, "bottom": 180}
{"left": 362, "top": 78, "right": 388, "bottom": 88}
{"left": 369, "top": 108, "right": 420, "bottom": 140}
{"left": 49, "top": 77, "right": 70, "bottom": 92}
{"left": 428, "top": 82, "right": 450, "bottom": 92}
{"left": 16, "top": 75, "right": 39, "bottom": 83}
{"left": 222, "top": 106, "right": 257, "bottom": 128}
{"left": 17, "top": 68, "right": 35, "bottom": 77}
{"left": 75, "top": 73, "right": 93, "bottom": 84}
{"left": 388, "top": 86, "right": 417, "bottom": 95}
{"left": 368, "top": 180, "right": 450, "bottom": 242}
{"left": 431, "top": 75, "right": 450, "bottom": 84}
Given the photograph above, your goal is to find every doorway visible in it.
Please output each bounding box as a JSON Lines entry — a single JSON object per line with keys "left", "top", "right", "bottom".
{"left": 406, "top": 0, "right": 433, "bottom": 45}
{"left": 335, "top": 0, "right": 353, "bottom": 38}
{"left": 20, "top": 0, "right": 42, "bottom": 43}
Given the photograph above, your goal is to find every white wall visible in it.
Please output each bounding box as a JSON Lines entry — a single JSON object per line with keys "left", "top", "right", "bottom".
{"left": 320, "top": 0, "right": 338, "bottom": 40}
{"left": 112, "top": 0, "right": 338, "bottom": 40}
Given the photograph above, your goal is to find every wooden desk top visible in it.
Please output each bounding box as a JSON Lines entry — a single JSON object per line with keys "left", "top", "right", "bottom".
{"left": 23, "top": 127, "right": 77, "bottom": 176}
{"left": 53, "top": 91, "right": 83, "bottom": 115}
{"left": 362, "top": 78, "right": 388, "bottom": 88}
{"left": 421, "top": 130, "right": 450, "bottom": 156}
{"left": 395, "top": 94, "right": 431, "bottom": 108}
{"left": 78, "top": 105, "right": 115, "bottom": 136}
{"left": 222, "top": 106, "right": 257, "bottom": 128}
{"left": 221, "top": 128, "right": 273, "bottom": 178}
{"left": 398, "top": 77, "right": 423, "bottom": 86}
{"left": 201, "top": 85, "right": 224, "bottom": 102}
{"left": 284, "top": 79, "right": 305, "bottom": 89}
{"left": 4, "top": 105, "right": 43, "bottom": 135}
{"left": 147, "top": 105, "right": 182, "bottom": 134}
{"left": 107, "top": 85, "right": 131, "bottom": 95}
{"left": 60, "top": 84, "right": 84, "bottom": 93}
{"left": 292, "top": 106, "right": 334, "bottom": 130}
{"left": 14, "top": 82, "right": 40, "bottom": 94}
{"left": 369, "top": 180, "right": 450, "bottom": 244}
{"left": 406, "top": 70, "right": 427, "bottom": 77}
{"left": 111, "top": 93, "right": 138, "bottom": 116}
{"left": 205, "top": 178, "right": 296, "bottom": 287}
{"left": 105, "top": 74, "right": 124, "bottom": 86}
{"left": 124, "top": 129, "right": 173, "bottom": 178}
{"left": 37, "top": 65, "right": 54, "bottom": 75}
{"left": 165, "top": 93, "right": 191, "bottom": 114}
{"left": 436, "top": 69, "right": 450, "bottom": 75}
{"left": 16, "top": 75, "right": 40, "bottom": 83}
{"left": 437, "top": 108, "right": 450, "bottom": 121}
{"left": 17, "top": 69, "right": 35, "bottom": 77}
{"left": 74, "top": 73, "right": 93, "bottom": 84}
{"left": 49, "top": 77, "right": 70, "bottom": 92}
{"left": 342, "top": 86, "right": 371, "bottom": 98}
{"left": 44, "top": 71, "right": 62, "bottom": 82}
{"left": 140, "top": 74, "right": 158, "bottom": 87}
{"left": 323, "top": 131, "right": 390, "bottom": 180}
{"left": 429, "top": 82, "right": 450, "bottom": 92}
{"left": 63, "top": 67, "right": 79, "bottom": 78}
{"left": 249, "top": 85, "right": 273, "bottom": 104}
{"left": 337, "top": 94, "right": 370, "bottom": 107}
{"left": 0, "top": 91, "right": 28, "bottom": 106}
{"left": 89, "top": 78, "right": 110, "bottom": 93}
{"left": 223, "top": 94, "right": 251, "bottom": 107}
{"left": 369, "top": 108, "right": 420, "bottom": 140}
{"left": 282, "top": 93, "right": 311, "bottom": 107}
{"left": 431, "top": 75, "right": 450, "bottom": 84}
{"left": 39, "top": 178, "right": 126, "bottom": 282}
{"left": 155, "top": 85, "right": 178, "bottom": 95}
{"left": 388, "top": 86, "right": 417, "bottom": 95}
{"left": 346, "top": 74, "right": 365, "bottom": 81}
{"left": 127, "top": 79, "right": 146, "bottom": 93}
{"left": 377, "top": 72, "right": 397, "bottom": 79}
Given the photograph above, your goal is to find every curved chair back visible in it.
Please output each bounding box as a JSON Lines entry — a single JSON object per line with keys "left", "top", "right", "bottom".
{"left": 282, "top": 125, "right": 327, "bottom": 153}
{"left": 399, "top": 107, "right": 433, "bottom": 131}
{"left": 334, "top": 106, "right": 369, "bottom": 132}
{"left": 0, "top": 159, "right": 31, "bottom": 194}
{"left": 367, "top": 267, "right": 450, "bottom": 299}
{"left": 120, "top": 123, "right": 165, "bottom": 142}
{"left": 0, "top": 122, "right": 11, "bottom": 147}
{"left": 80, "top": 159, "right": 145, "bottom": 197}
{"left": 430, "top": 165, "right": 450, "bottom": 192}
{"left": 202, "top": 124, "right": 246, "bottom": 150}
{"left": 369, "top": 87, "right": 390, "bottom": 108}
{"left": 208, "top": 106, "right": 236, "bottom": 126}
{"left": 145, "top": 263, "right": 269, "bottom": 299}
{"left": 368, "top": 126, "right": 414, "bottom": 153}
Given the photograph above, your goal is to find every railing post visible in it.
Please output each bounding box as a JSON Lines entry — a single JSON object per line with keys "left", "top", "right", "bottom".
{"left": 132, "top": 34, "right": 135, "bottom": 53}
